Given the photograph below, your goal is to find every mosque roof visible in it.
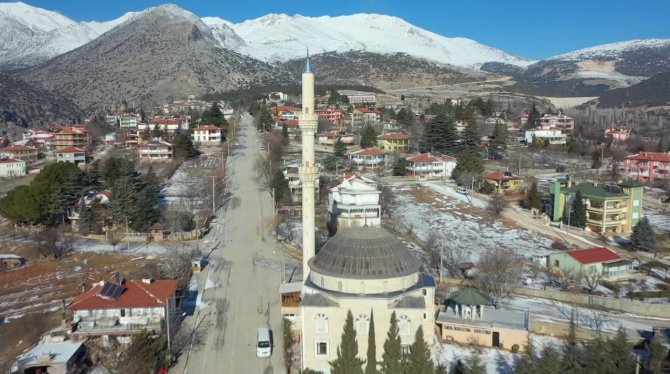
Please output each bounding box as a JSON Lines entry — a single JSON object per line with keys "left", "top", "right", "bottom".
{"left": 448, "top": 288, "right": 491, "bottom": 306}
{"left": 309, "top": 227, "right": 421, "bottom": 280}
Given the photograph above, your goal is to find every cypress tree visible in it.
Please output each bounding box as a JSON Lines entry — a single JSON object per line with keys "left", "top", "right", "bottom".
{"left": 406, "top": 326, "right": 433, "bottom": 374}
{"left": 568, "top": 190, "right": 587, "bottom": 228}
{"left": 360, "top": 125, "right": 378, "bottom": 149}
{"left": 380, "top": 312, "right": 403, "bottom": 374}
{"left": 461, "top": 121, "right": 479, "bottom": 151}
{"left": 526, "top": 181, "right": 541, "bottom": 210}
{"left": 631, "top": 216, "right": 656, "bottom": 252}
{"left": 489, "top": 123, "right": 507, "bottom": 154}
{"left": 391, "top": 158, "right": 407, "bottom": 176}
{"left": 514, "top": 341, "right": 538, "bottom": 374}
{"left": 536, "top": 345, "right": 562, "bottom": 374}
{"left": 583, "top": 335, "right": 616, "bottom": 374}
{"left": 561, "top": 310, "right": 583, "bottom": 373}
{"left": 330, "top": 310, "right": 364, "bottom": 374}
{"left": 77, "top": 204, "right": 93, "bottom": 235}
{"left": 452, "top": 148, "right": 484, "bottom": 181}
{"left": 365, "top": 309, "right": 377, "bottom": 374}
{"left": 463, "top": 351, "right": 486, "bottom": 374}
{"left": 334, "top": 137, "right": 346, "bottom": 158}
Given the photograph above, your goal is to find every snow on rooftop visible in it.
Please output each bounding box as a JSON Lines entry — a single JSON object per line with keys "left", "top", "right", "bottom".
{"left": 15, "top": 341, "right": 83, "bottom": 367}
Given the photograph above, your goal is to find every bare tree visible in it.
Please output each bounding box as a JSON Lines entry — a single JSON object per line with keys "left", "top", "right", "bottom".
{"left": 420, "top": 233, "right": 442, "bottom": 279}
{"left": 488, "top": 193, "right": 508, "bottom": 216}
{"left": 107, "top": 231, "right": 123, "bottom": 251}
{"left": 160, "top": 243, "right": 201, "bottom": 280}
{"left": 582, "top": 271, "right": 603, "bottom": 294}
{"left": 472, "top": 247, "right": 522, "bottom": 302}
{"left": 548, "top": 267, "right": 580, "bottom": 291}
{"left": 32, "top": 228, "right": 62, "bottom": 258}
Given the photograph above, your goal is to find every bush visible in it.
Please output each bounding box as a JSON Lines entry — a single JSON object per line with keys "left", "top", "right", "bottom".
{"left": 479, "top": 181, "right": 496, "bottom": 194}
{"left": 600, "top": 280, "right": 621, "bottom": 294}
{"left": 511, "top": 344, "right": 520, "bottom": 353}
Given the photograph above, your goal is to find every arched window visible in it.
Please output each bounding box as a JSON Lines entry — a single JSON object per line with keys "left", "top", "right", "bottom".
{"left": 315, "top": 313, "right": 329, "bottom": 334}
{"left": 398, "top": 315, "right": 411, "bottom": 337}
{"left": 355, "top": 314, "right": 370, "bottom": 335}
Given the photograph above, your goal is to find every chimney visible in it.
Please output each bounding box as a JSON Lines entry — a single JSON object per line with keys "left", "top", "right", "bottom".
{"left": 142, "top": 278, "right": 154, "bottom": 284}
{"left": 114, "top": 272, "right": 120, "bottom": 284}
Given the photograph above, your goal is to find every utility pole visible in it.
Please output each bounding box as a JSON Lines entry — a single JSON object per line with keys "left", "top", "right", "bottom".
{"left": 439, "top": 243, "right": 443, "bottom": 284}
{"left": 166, "top": 296, "right": 171, "bottom": 360}
{"left": 211, "top": 175, "right": 216, "bottom": 213}
{"left": 125, "top": 217, "right": 130, "bottom": 251}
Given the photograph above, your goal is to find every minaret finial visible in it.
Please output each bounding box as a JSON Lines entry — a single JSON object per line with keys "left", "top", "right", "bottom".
{"left": 304, "top": 47, "right": 313, "bottom": 73}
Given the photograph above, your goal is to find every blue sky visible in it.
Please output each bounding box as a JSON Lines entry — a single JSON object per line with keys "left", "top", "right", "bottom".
{"left": 24, "top": 0, "right": 670, "bottom": 59}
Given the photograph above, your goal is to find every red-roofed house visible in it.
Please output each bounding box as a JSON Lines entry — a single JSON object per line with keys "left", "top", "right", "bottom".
{"left": 52, "top": 125, "right": 90, "bottom": 149}
{"left": 192, "top": 124, "right": 223, "bottom": 144}
{"left": 68, "top": 278, "right": 179, "bottom": 338}
{"left": 274, "top": 118, "right": 301, "bottom": 135}
{"left": 622, "top": 151, "right": 670, "bottom": 182}
{"left": 378, "top": 132, "right": 411, "bottom": 153}
{"left": 138, "top": 140, "right": 173, "bottom": 162}
{"left": 0, "top": 157, "right": 26, "bottom": 178}
{"left": 317, "top": 131, "right": 355, "bottom": 145}
{"left": 349, "top": 148, "right": 386, "bottom": 170}
{"left": 406, "top": 153, "right": 457, "bottom": 179}
{"left": 0, "top": 144, "right": 38, "bottom": 163}
{"left": 56, "top": 146, "right": 87, "bottom": 164}
{"left": 353, "top": 107, "right": 381, "bottom": 125}
{"left": 316, "top": 108, "right": 345, "bottom": 124}
{"left": 548, "top": 247, "right": 631, "bottom": 279}
{"left": 481, "top": 171, "right": 524, "bottom": 194}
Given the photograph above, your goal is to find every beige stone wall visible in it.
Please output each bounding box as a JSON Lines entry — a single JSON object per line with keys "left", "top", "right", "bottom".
{"left": 438, "top": 321, "right": 529, "bottom": 351}
{"left": 302, "top": 288, "right": 435, "bottom": 372}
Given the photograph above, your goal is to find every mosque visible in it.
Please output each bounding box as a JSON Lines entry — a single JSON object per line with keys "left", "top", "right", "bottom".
{"left": 280, "top": 55, "right": 436, "bottom": 372}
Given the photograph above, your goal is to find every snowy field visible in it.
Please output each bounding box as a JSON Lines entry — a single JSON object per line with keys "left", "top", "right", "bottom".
{"left": 643, "top": 206, "right": 670, "bottom": 232}
{"left": 392, "top": 183, "right": 555, "bottom": 262}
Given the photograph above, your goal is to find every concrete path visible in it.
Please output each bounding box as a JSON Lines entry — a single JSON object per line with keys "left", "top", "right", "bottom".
{"left": 173, "top": 113, "right": 286, "bottom": 374}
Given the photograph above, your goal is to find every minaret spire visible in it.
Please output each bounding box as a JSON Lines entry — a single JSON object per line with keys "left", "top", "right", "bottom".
{"left": 299, "top": 47, "right": 318, "bottom": 281}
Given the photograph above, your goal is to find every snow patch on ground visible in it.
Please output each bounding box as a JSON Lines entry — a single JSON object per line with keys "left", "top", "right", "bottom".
{"left": 432, "top": 340, "right": 519, "bottom": 374}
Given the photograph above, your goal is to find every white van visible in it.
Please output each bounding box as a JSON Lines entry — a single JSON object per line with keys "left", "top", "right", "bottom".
{"left": 456, "top": 186, "right": 468, "bottom": 195}
{"left": 256, "top": 327, "right": 272, "bottom": 357}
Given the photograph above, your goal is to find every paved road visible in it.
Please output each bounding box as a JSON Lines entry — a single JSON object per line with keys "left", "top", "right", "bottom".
{"left": 175, "top": 113, "right": 286, "bottom": 374}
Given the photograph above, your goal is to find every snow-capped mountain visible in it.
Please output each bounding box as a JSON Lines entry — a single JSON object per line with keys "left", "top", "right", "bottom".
{"left": 0, "top": 2, "right": 136, "bottom": 69}
{"left": 548, "top": 39, "right": 670, "bottom": 61}
{"left": 204, "top": 13, "right": 533, "bottom": 68}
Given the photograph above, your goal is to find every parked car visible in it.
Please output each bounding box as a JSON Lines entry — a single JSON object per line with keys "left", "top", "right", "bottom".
{"left": 456, "top": 186, "right": 468, "bottom": 194}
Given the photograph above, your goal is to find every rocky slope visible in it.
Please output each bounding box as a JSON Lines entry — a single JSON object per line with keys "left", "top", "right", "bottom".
{"left": 17, "top": 5, "right": 292, "bottom": 111}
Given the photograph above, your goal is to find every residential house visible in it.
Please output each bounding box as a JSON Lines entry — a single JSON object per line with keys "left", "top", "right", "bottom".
{"left": 118, "top": 113, "right": 141, "bottom": 128}
{"left": 538, "top": 113, "right": 575, "bottom": 132}
{"left": 283, "top": 164, "right": 319, "bottom": 202}
{"left": 317, "top": 131, "right": 355, "bottom": 146}
{"left": 377, "top": 133, "right": 411, "bottom": 153}
{"left": 406, "top": 153, "right": 456, "bottom": 179}
{"left": 316, "top": 108, "right": 345, "bottom": 124}
{"left": 23, "top": 130, "right": 54, "bottom": 149}
{"left": 272, "top": 105, "right": 301, "bottom": 120}
{"left": 622, "top": 151, "right": 670, "bottom": 182}
{"left": 436, "top": 288, "right": 530, "bottom": 351}
{"left": 549, "top": 180, "right": 644, "bottom": 234}
{"left": 349, "top": 148, "right": 386, "bottom": 170}
{"left": 604, "top": 126, "right": 631, "bottom": 143}
{"left": 192, "top": 125, "right": 223, "bottom": 144}
{"left": 548, "top": 247, "right": 631, "bottom": 279}
{"left": 0, "top": 254, "right": 26, "bottom": 270}
{"left": 105, "top": 114, "right": 118, "bottom": 127}
{"left": 10, "top": 341, "right": 87, "bottom": 374}
{"left": 275, "top": 119, "right": 301, "bottom": 136}
{"left": 327, "top": 175, "right": 381, "bottom": 230}
{"left": 0, "top": 144, "right": 38, "bottom": 163}
{"left": 0, "top": 157, "right": 27, "bottom": 178}
{"left": 524, "top": 129, "right": 567, "bottom": 145}
{"left": 352, "top": 108, "right": 381, "bottom": 126}
{"left": 265, "top": 91, "right": 288, "bottom": 102}
{"left": 68, "top": 278, "right": 179, "bottom": 338}
{"left": 56, "top": 146, "right": 86, "bottom": 165}
{"left": 382, "top": 121, "right": 403, "bottom": 133}
{"left": 485, "top": 117, "right": 507, "bottom": 125}
{"left": 139, "top": 117, "right": 187, "bottom": 135}
{"left": 481, "top": 171, "right": 524, "bottom": 194}
{"left": 340, "top": 90, "right": 377, "bottom": 105}
{"left": 52, "top": 125, "right": 90, "bottom": 149}
{"left": 138, "top": 140, "right": 174, "bottom": 162}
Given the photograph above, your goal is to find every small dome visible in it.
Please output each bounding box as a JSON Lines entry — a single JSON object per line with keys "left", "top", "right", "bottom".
{"left": 309, "top": 227, "right": 421, "bottom": 279}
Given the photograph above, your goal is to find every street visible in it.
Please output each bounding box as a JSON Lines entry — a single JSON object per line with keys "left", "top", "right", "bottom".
{"left": 174, "top": 113, "right": 286, "bottom": 374}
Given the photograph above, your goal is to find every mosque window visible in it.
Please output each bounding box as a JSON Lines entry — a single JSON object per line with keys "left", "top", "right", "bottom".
{"left": 315, "top": 313, "right": 329, "bottom": 334}
{"left": 398, "top": 315, "right": 411, "bottom": 337}
{"left": 355, "top": 314, "right": 370, "bottom": 335}
{"left": 316, "top": 341, "right": 329, "bottom": 357}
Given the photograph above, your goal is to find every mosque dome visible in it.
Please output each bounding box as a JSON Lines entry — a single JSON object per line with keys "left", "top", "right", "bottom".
{"left": 309, "top": 227, "right": 421, "bottom": 280}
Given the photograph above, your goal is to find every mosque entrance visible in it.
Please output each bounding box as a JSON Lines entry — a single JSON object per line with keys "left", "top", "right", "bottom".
{"left": 492, "top": 331, "right": 500, "bottom": 347}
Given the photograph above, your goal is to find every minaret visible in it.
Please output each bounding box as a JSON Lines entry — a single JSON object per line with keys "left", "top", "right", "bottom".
{"left": 299, "top": 52, "right": 319, "bottom": 280}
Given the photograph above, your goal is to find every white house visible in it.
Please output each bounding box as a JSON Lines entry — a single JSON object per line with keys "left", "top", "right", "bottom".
{"left": 0, "top": 157, "right": 26, "bottom": 178}
{"left": 524, "top": 129, "right": 567, "bottom": 145}
{"left": 349, "top": 148, "right": 386, "bottom": 170}
{"left": 118, "top": 114, "right": 141, "bottom": 128}
{"left": 68, "top": 279, "right": 179, "bottom": 338}
{"left": 192, "top": 125, "right": 223, "bottom": 144}
{"left": 328, "top": 175, "right": 381, "bottom": 230}
{"left": 406, "top": 153, "right": 457, "bottom": 179}
{"left": 317, "top": 131, "right": 356, "bottom": 146}
{"left": 138, "top": 140, "right": 173, "bottom": 162}
{"left": 55, "top": 146, "right": 86, "bottom": 165}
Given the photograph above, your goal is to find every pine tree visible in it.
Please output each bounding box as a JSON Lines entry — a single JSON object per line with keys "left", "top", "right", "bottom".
{"left": 391, "top": 158, "right": 407, "bottom": 176}
{"left": 536, "top": 345, "right": 563, "bottom": 374}
{"left": 526, "top": 181, "right": 541, "bottom": 210}
{"left": 365, "top": 310, "right": 377, "bottom": 374}
{"left": 361, "top": 125, "right": 378, "bottom": 149}
{"left": 631, "top": 216, "right": 656, "bottom": 252}
{"left": 606, "top": 327, "right": 637, "bottom": 374}
{"left": 514, "top": 341, "right": 538, "bottom": 374}
{"left": 583, "top": 335, "right": 616, "bottom": 374}
{"left": 646, "top": 333, "right": 668, "bottom": 374}
{"left": 489, "top": 123, "right": 507, "bottom": 154}
{"left": 334, "top": 137, "right": 346, "bottom": 158}
{"left": 330, "top": 310, "right": 365, "bottom": 374}
{"left": 461, "top": 121, "right": 479, "bottom": 151}
{"left": 282, "top": 123, "right": 289, "bottom": 143}
{"left": 452, "top": 148, "right": 484, "bottom": 181}
{"left": 568, "top": 190, "right": 587, "bottom": 228}
{"left": 77, "top": 204, "right": 93, "bottom": 235}
{"left": 270, "top": 169, "right": 289, "bottom": 204}
{"left": 463, "top": 351, "right": 486, "bottom": 374}
{"left": 380, "top": 312, "right": 403, "bottom": 374}
{"left": 406, "top": 326, "right": 432, "bottom": 374}
{"left": 526, "top": 103, "right": 539, "bottom": 129}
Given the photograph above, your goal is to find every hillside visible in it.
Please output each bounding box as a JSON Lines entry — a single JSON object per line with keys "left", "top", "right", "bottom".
{"left": 0, "top": 73, "right": 82, "bottom": 138}
{"left": 279, "top": 51, "right": 486, "bottom": 90}
{"left": 595, "top": 72, "right": 670, "bottom": 108}
{"left": 16, "top": 5, "right": 292, "bottom": 111}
